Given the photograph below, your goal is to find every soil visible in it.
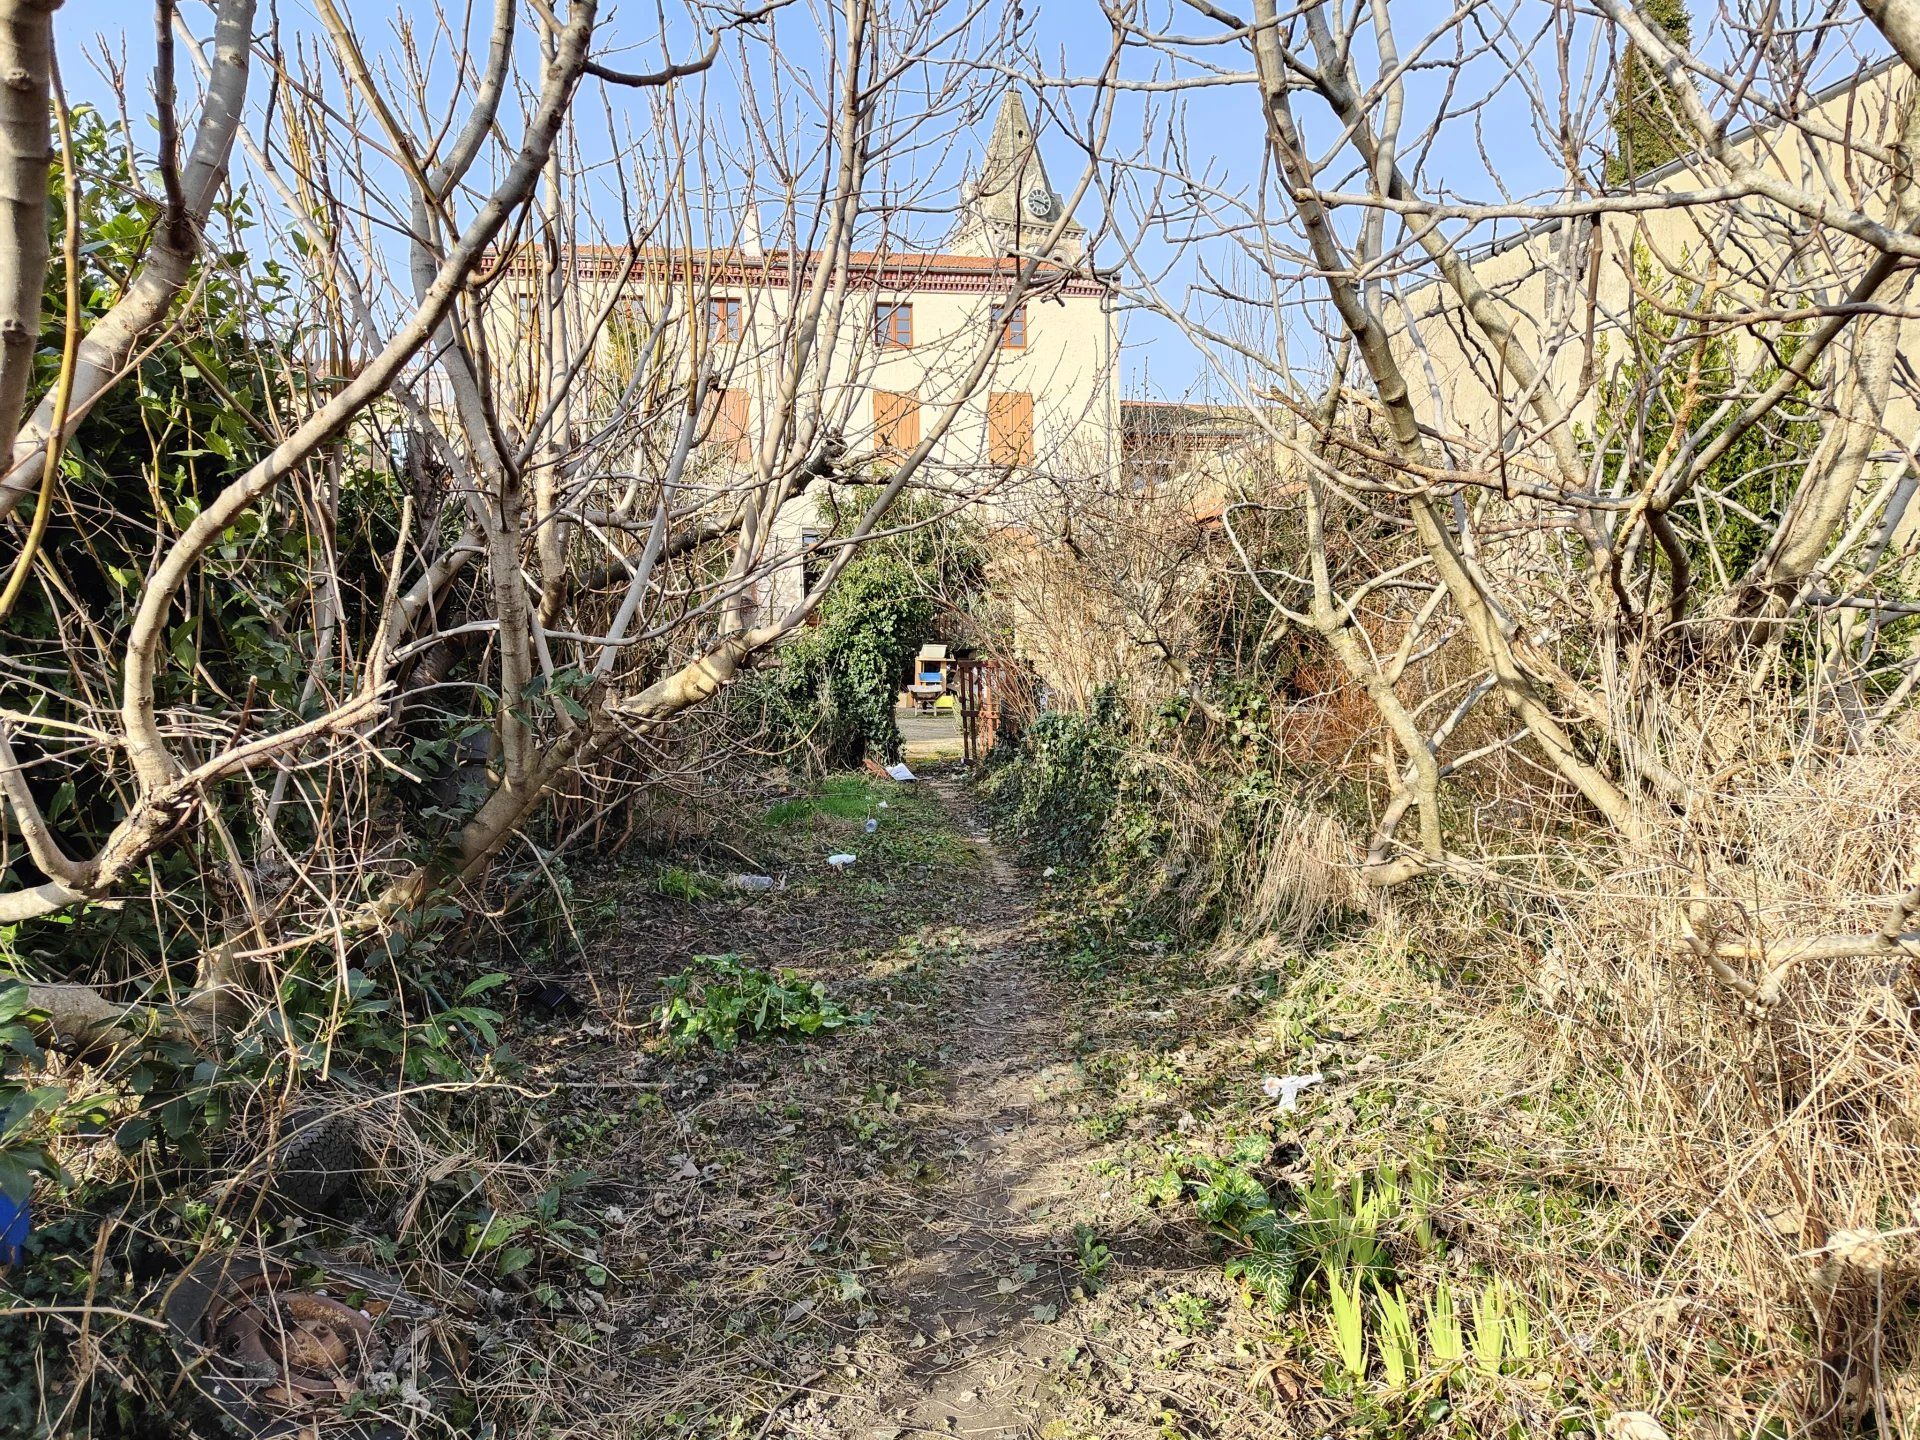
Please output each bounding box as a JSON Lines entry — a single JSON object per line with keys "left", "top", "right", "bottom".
{"left": 797, "top": 789, "right": 1095, "bottom": 1440}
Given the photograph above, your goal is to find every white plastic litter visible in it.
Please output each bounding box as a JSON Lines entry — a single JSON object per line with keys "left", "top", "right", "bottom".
{"left": 1042, "top": 866, "right": 1057, "bottom": 879}
{"left": 878, "top": 801, "right": 889, "bottom": 809}
{"left": 827, "top": 853, "right": 857, "bottom": 869}
{"left": 885, "top": 762, "right": 918, "bottom": 782}
{"left": 864, "top": 818, "right": 879, "bottom": 833}
{"left": 727, "top": 874, "right": 775, "bottom": 892}
{"left": 1261, "top": 1072, "right": 1325, "bottom": 1112}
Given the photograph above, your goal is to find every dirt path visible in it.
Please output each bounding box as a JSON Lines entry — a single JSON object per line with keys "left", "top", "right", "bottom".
{"left": 791, "top": 781, "right": 1104, "bottom": 1440}
{"left": 541, "top": 769, "right": 1226, "bottom": 1439}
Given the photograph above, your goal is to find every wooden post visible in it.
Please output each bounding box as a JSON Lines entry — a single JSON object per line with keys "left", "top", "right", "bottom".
{"left": 955, "top": 658, "right": 980, "bottom": 767}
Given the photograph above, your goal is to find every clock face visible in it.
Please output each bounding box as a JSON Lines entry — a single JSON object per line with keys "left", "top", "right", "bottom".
{"left": 1023, "top": 188, "right": 1053, "bottom": 219}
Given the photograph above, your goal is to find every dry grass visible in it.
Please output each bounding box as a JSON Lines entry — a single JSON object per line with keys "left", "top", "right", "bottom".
{"left": 1543, "top": 739, "right": 1920, "bottom": 1435}
{"left": 1005, "top": 595, "right": 1920, "bottom": 1437}
{"left": 1280, "top": 723, "right": 1920, "bottom": 1435}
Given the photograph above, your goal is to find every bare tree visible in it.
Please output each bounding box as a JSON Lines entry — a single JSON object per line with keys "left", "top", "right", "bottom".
{"left": 1092, "top": 0, "right": 1920, "bottom": 915}
{"left": 0, "top": 0, "right": 1107, "bottom": 1052}
{"left": 1048, "top": 3, "right": 1920, "bottom": 1420}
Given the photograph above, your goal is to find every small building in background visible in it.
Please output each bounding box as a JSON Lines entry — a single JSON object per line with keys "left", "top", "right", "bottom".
{"left": 1121, "top": 401, "right": 1268, "bottom": 495}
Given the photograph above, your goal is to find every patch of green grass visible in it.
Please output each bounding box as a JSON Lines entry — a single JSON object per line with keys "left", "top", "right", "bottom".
{"left": 763, "top": 775, "right": 889, "bottom": 826}
{"left": 756, "top": 772, "right": 979, "bottom": 879}
{"left": 817, "top": 774, "right": 887, "bottom": 817}
{"left": 655, "top": 864, "right": 721, "bottom": 901}
{"left": 763, "top": 797, "right": 816, "bottom": 827}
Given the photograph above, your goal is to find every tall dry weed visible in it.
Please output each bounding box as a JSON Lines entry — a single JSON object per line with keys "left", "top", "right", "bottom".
{"left": 1334, "top": 715, "right": 1920, "bottom": 1435}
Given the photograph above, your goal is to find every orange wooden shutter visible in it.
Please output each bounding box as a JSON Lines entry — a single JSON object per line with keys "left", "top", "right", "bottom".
{"left": 988, "top": 391, "right": 1033, "bottom": 466}
{"left": 716, "top": 388, "right": 750, "bottom": 463}
{"left": 874, "top": 390, "right": 920, "bottom": 452}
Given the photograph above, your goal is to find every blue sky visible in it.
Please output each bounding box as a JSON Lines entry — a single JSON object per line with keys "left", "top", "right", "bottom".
{"left": 58, "top": 0, "right": 1532, "bottom": 399}
{"left": 60, "top": 1, "right": 1891, "bottom": 400}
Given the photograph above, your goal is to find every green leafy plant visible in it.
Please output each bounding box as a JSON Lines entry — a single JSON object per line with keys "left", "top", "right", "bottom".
{"left": 462, "top": 1172, "right": 603, "bottom": 1284}
{"left": 655, "top": 954, "right": 871, "bottom": 1051}
{"left": 1161, "top": 1289, "right": 1215, "bottom": 1336}
{"left": 1184, "top": 1137, "right": 1274, "bottom": 1231}
{"left": 0, "top": 1210, "right": 199, "bottom": 1435}
{"left": 1073, "top": 1222, "right": 1112, "bottom": 1288}
{"left": 1293, "top": 1156, "right": 1446, "bottom": 1295}
{"left": 0, "top": 982, "right": 59, "bottom": 1202}
{"left": 1425, "top": 1275, "right": 1466, "bottom": 1367}
{"left": 1225, "top": 1230, "right": 1301, "bottom": 1311}
{"left": 1469, "top": 1276, "right": 1536, "bottom": 1377}
{"left": 0, "top": 978, "right": 123, "bottom": 1194}
{"left": 1374, "top": 1281, "right": 1418, "bottom": 1390}
{"left": 334, "top": 964, "right": 514, "bottom": 1083}
{"left": 1153, "top": 1136, "right": 1305, "bottom": 1309}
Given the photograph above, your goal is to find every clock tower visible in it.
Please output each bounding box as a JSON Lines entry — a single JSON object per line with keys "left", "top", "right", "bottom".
{"left": 950, "top": 88, "right": 1088, "bottom": 264}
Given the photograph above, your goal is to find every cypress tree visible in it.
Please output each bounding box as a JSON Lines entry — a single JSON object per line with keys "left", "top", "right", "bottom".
{"left": 1606, "top": 0, "right": 1693, "bottom": 186}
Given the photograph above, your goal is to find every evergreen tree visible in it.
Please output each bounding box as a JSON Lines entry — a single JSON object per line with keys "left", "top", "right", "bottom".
{"left": 1606, "top": 0, "right": 1693, "bottom": 186}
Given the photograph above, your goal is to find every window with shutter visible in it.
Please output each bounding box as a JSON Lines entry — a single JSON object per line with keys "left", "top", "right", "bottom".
{"left": 873, "top": 390, "right": 921, "bottom": 454}
{"left": 708, "top": 297, "right": 743, "bottom": 343}
{"left": 875, "top": 303, "right": 913, "bottom": 349}
{"left": 987, "top": 391, "right": 1033, "bottom": 466}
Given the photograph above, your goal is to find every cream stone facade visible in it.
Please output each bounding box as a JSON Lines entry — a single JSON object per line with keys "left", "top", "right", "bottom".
{"left": 1391, "top": 57, "right": 1916, "bottom": 461}
{"left": 493, "top": 89, "right": 1118, "bottom": 616}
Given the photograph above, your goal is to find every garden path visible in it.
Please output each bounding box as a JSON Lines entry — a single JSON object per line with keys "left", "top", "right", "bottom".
{"left": 547, "top": 767, "right": 1218, "bottom": 1440}
{"left": 797, "top": 779, "right": 1103, "bottom": 1440}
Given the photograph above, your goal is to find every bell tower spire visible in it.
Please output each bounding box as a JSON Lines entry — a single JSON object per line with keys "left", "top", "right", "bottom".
{"left": 951, "top": 87, "right": 1086, "bottom": 261}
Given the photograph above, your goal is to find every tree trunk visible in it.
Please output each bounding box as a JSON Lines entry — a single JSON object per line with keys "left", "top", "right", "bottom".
{"left": 0, "top": 0, "right": 56, "bottom": 453}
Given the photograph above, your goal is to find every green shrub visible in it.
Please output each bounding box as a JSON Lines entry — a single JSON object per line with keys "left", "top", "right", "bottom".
{"left": 757, "top": 552, "right": 934, "bottom": 769}
{"left": 654, "top": 955, "right": 870, "bottom": 1051}
{"left": 1604, "top": 0, "right": 1692, "bottom": 185}
{"left": 1147, "top": 1137, "right": 1446, "bottom": 1321}
{"left": 984, "top": 691, "right": 1126, "bottom": 866}
{"left": 748, "top": 492, "right": 987, "bottom": 770}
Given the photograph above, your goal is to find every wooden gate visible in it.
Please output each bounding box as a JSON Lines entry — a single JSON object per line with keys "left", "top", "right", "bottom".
{"left": 951, "top": 659, "right": 1034, "bottom": 767}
